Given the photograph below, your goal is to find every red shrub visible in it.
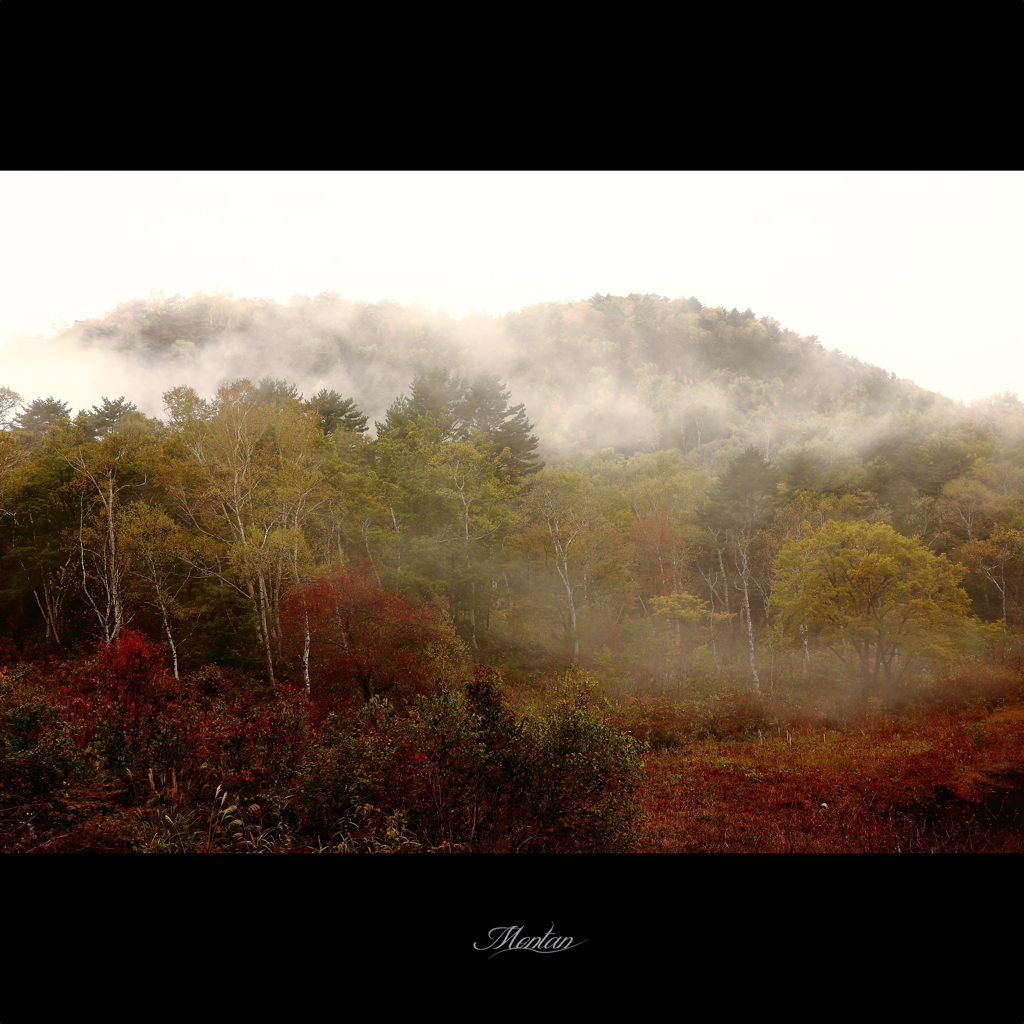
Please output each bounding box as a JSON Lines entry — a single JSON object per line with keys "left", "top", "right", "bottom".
{"left": 281, "top": 563, "right": 463, "bottom": 707}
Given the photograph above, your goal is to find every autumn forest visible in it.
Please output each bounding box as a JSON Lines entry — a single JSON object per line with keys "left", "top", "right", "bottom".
{"left": 2, "top": 290, "right": 1022, "bottom": 853}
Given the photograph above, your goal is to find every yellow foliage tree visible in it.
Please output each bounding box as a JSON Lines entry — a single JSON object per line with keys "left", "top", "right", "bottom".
{"left": 771, "top": 519, "right": 975, "bottom": 686}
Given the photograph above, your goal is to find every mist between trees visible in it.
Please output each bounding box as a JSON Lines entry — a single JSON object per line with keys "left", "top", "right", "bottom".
{"left": 0, "top": 289, "right": 1021, "bottom": 694}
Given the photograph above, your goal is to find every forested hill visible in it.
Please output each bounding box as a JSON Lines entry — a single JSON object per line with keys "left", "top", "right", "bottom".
{"left": 4, "top": 291, "right": 1024, "bottom": 855}
{"left": 54, "top": 290, "right": 943, "bottom": 455}
{"left": 2, "top": 285, "right": 1022, "bottom": 684}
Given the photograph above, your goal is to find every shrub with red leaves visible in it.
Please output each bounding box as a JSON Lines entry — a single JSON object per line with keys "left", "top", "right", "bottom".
{"left": 281, "top": 562, "right": 466, "bottom": 706}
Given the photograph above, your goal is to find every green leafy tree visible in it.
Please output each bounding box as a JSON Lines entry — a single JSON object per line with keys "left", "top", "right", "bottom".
{"left": 0, "top": 386, "right": 22, "bottom": 430}
{"left": 42, "top": 413, "right": 160, "bottom": 644}
{"left": 525, "top": 473, "right": 601, "bottom": 664}
{"left": 162, "top": 380, "right": 329, "bottom": 684}
{"left": 700, "top": 446, "right": 780, "bottom": 692}
{"left": 13, "top": 397, "right": 72, "bottom": 448}
{"left": 959, "top": 524, "right": 1024, "bottom": 637}
{"left": 0, "top": 447, "right": 78, "bottom": 646}
{"left": 378, "top": 369, "right": 541, "bottom": 482}
{"left": 76, "top": 396, "right": 139, "bottom": 442}
{"left": 425, "top": 433, "right": 519, "bottom": 648}
{"left": 304, "top": 389, "right": 368, "bottom": 435}
{"left": 0, "top": 388, "right": 28, "bottom": 507}
{"left": 771, "top": 519, "right": 975, "bottom": 686}
{"left": 369, "top": 417, "right": 444, "bottom": 586}
{"left": 933, "top": 477, "right": 996, "bottom": 545}
{"left": 256, "top": 377, "right": 301, "bottom": 404}
{"left": 377, "top": 367, "right": 466, "bottom": 439}
{"left": 121, "top": 503, "right": 201, "bottom": 679}
{"left": 459, "top": 373, "right": 542, "bottom": 482}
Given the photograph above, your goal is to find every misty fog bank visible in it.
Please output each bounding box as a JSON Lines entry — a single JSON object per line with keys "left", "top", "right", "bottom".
{"left": 3, "top": 289, "right": 1014, "bottom": 463}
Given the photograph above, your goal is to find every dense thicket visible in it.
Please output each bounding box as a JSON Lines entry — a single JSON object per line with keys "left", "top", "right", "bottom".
{"left": 0, "top": 634, "right": 644, "bottom": 852}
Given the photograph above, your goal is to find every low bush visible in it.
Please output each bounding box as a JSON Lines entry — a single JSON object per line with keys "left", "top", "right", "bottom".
{"left": 302, "top": 665, "right": 648, "bottom": 853}
{"left": 1, "top": 638, "right": 648, "bottom": 853}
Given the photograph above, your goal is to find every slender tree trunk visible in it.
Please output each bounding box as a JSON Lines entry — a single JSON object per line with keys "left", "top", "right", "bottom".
{"left": 709, "top": 608, "right": 722, "bottom": 673}
{"left": 33, "top": 580, "right": 65, "bottom": 647}
{"left": 257, "top": 571, "right": 275, "bottom": 685}
{"left": 463, "top": 506, "right": 478, "bottom": 649}
{"left": 556, "top": 563, "right": 580, "bottom": 664}
{"left": 159, "top": 600, "right": 180, "bottom": 680}
{"left": 106, "top": 478, "right": 125, "bottom": 641}
{"left": 79, "top": 500, "right": 112, "bottom": 643}
{"left": 739, "top": 545, "right": 760, "bottom": 695}
{"left": 716, "top": 547, "right": 731, "bottom": 627}
{"left": 389, "top": 505, "right": 401, "bottom": 573}
{"left": 34, "top": 590, "right": 52, "bottom": 644}
{"left": 363, "top": 519, "right": 381, "bottom": 587}
{"left": 302, "top": 604, "right": 311, "bottom": 696}
{"left": 271, "top": 550, "right": 284, "bottom": 646}
{"left": 999, "top": 562, "right": 1008, "bottom": 639}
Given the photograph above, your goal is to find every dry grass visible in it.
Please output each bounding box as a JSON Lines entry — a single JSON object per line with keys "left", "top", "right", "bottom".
{"left": 618, "top": 659, "right": 1024, "bottom": 853}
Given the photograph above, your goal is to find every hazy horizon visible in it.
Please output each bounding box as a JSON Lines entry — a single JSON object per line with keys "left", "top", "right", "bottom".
{"left": 2, "top": 171, "right": 1021, "bottom": 413}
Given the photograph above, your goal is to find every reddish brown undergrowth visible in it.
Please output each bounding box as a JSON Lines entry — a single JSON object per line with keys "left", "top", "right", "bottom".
{"left": 0, "top": 630, "right": 312, "bottom": 852}
{"left": 0, "top": 635, "right": 645, "bottom": 853}
{"left": 625, "top": 659, "right": 1024, "bottom": 852}
{"left": 5, "top": 626, "right": 1021, "bottom": 852}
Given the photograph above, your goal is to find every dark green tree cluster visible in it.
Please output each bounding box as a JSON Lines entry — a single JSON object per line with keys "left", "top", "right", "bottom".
{"left": 378, "top": 368, "right": 541, "bottom": 482}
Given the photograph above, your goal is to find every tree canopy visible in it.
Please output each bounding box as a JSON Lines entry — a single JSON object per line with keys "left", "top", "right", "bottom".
{"left": 13, "top": 396, "right": 72, "bottom": 442}
{"left": 771, "top": 519, "right": 974, "bottom": 686}
{"left": 305, "top": 389, "right": 368, "bottom": 435}
{"left": 378, "top": 368, "right": 541, "bottom": 481}
{"left": 1, "top": 289, "right": 1020, "bottom": 690}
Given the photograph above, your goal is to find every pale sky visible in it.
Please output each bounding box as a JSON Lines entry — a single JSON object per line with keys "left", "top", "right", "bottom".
{"left": 1, "top": 171, "right": 1021, "bottom": 412}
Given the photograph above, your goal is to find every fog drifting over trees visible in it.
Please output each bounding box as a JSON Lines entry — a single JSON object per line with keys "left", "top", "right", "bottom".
{"left": 2, "top": 288, "right": 989, "bottom": 461}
